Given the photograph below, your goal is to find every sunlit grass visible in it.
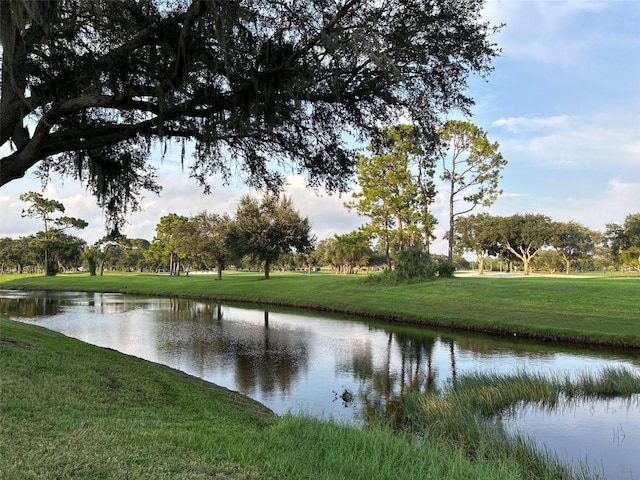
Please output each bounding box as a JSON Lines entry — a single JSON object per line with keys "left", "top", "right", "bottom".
{"left": 1, "top": 271, "right": 638, "bottom": 347}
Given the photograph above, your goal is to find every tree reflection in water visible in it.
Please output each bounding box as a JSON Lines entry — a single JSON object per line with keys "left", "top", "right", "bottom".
{"left": 1, "top": 294, "right": 63, "bottom": 318}
{"left": 154, "top": 299, "right": 309, "bottom": 399}
{"left": 343, "top": 330, "right": 440, "bottom": 423}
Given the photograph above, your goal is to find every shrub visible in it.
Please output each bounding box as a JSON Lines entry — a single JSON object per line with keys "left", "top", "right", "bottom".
{"left": 394, "top": 248, "right": 436, "bottom": 280}
{"left": 437, "top": 261, "right": 455, "bottom": 278}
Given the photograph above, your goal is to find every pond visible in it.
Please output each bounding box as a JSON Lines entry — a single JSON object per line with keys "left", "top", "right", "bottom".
{"left": 2, "top": 290, "right": 639, "bottom": 479}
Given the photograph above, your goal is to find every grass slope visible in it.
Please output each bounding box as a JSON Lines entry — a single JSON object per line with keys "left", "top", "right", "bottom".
{"left": 1, "top": 271, "right": 638, "bottom": 347}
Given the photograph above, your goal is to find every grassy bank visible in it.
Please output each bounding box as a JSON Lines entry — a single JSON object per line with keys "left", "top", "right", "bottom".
{"left": 1, "top": 271, "right": 638, "bottom": 347}
{"left": 3, "top": 318, "right": 605, "bottom": 480}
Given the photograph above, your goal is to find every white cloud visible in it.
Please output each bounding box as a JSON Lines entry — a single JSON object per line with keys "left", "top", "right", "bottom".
{"left": 491, "top": 111, "right": 640, "bottom": 170}
{"left": 478, "top": 178, "right": 640, "bottom": 231}
{"left": 483, "top": 0, "right": 617, "bottom": 67}
{"left": 492, "top": 115, "right": 571, "bottom": 134}
{"left": 280, "top": 175, "right": 364, "bottom": 241}
{"left": 543, "top": 178, "right": 640, "bottom": 230}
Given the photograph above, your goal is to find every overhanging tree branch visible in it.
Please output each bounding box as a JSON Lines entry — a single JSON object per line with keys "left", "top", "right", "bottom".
{"left": 1, "top": 0, "right": 502, "bottom": 232}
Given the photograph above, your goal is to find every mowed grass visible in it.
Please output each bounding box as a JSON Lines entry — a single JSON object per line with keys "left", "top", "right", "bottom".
{"left": 1, "top": 271, "right": 638, "bottom": 347}
{"left": 2, "top": 318, "right": 574, "bottom": 480}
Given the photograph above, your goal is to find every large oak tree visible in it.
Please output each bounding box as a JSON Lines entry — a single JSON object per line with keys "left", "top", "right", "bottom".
{"left": 550, "top": 221, "right": 601, "bottom": 275}
{"left": 493, "top": 214, "right": 553, "bottom": 276}
{"left": 455, "top": 213, "right": 500, "bottom": 274}
{"left": 1, "top": 0, "right": 501, "bottom": 231}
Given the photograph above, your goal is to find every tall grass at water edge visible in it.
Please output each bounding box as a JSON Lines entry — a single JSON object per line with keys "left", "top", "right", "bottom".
{"left": 397, "top": 368, "right": 640, "bottom": 480}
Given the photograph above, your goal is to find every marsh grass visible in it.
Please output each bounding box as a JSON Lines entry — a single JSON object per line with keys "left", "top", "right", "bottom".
{"left": 397, "top": 368, "right": 640, "bottom": 480}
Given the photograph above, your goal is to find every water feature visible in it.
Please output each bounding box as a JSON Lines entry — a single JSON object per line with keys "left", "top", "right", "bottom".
{"left": 2, "top": 290, "right": 639, "bottom": 479}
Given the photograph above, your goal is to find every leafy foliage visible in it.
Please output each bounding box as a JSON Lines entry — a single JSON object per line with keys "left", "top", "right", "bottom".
{"left": 550, "top": 221, "right": 601, "bottom": 275}
{"left": 439, "top": 120, "right": 506, "bottom": 262}
{"left": 394, "top": 247, "right": 436, "bottom": 280}
{"left": 226, "top": 195, "right": 314, "bottom": 279}
{"left": 1, "top": 0, "right": 501, "bottom": 231}
{"left": 192, "top": 212, "right": 233, "bottom": 280}
{"left": 347, "top": 125, "right": 436, "bottom": 270}
{"left": 606, "top": 213, "right": 640, "bottom": 272}
{"left": 436, "top": 261, "right": 455, "bottom": 278}
{"left": 18, "top": 191, "right": 87, "bottom": 275}
{"left": 146, "top": 213, "right": 191, "bottom": 276}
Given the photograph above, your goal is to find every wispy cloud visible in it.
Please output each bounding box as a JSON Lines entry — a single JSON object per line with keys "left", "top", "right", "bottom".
{"left": 492, "top": 115, "right": 571, "bottom": 133}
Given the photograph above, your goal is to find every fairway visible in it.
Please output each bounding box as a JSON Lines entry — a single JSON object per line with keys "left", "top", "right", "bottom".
{"left": 1, "top": 271, "right": 638, "bottom": 348}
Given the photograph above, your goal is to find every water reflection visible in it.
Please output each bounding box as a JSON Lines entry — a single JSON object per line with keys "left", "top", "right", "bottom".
{"left": 1, "top": 290, "right": 639, "bottom": 478}
{"left": 505, "top": 395, "right": 640, "bottom": 480}
{"left": 153, "top": 300, "right": 309, "bottom": 397}
{"left": 338, "top": 331, "right": 440, "bottom": 421}
{"left": 0, "top": 292, "right": 65, "bottom": 317}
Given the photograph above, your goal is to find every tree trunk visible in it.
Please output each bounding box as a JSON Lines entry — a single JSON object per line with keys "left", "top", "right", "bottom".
{"left": 385, "top": 225, "right": 391, "bottom": 271}
{"left": 264, "top": 259, "right": 270, "bottom": 279}
{"left": 563, "top": 256, "right": 571, "bottom": 275}
{"left": 217, "top": 264, "right": 223, "bottom": 280}
{"left": 44, "top": 248, "right": 52, "bottom": 276}
{"left": 477, "top": 255, "right": 484, "bottom": 274}
{"left": 448, "top": 187, "right": 455, "bottom": 264}
{"left": 170, "top": 253, "right": 181, "bottom": 276}
{"left": 504, "top": 242, "right": 538, "bottom": 276}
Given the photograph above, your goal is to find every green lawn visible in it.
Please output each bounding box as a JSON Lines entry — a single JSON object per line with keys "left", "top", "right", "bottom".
{"left": 1, "top": 271, "right": 638, "bottom": 347}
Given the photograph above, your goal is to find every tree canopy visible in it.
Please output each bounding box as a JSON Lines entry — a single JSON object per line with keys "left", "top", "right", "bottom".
{"left": 146, "top": 213, "right": 191, "bottom": 276}
{"left": 347, "top": 126, "right": 418, "bottom": 270}
{"left": 493, "top": 214, "right": 552, "bottom": 276}
{"left": 439, "top": 120, "right": 506, "bottom": 263}
{"left": 606, "top": 213, "right": 640, "bottom": 272}
{"left": 19, "top": 190, "right": 87, "bottom": 275}
{"left": 455, "top": 213, "right": 499, "bottom": 274}
{"left": 1, "top": 0, "right": 501, "bottom": 231}
{"left": 226, "top": 194, "right": 313, "bottom": 279}
{"left": 550, "top": 221, "right": 600, "bottom": 275}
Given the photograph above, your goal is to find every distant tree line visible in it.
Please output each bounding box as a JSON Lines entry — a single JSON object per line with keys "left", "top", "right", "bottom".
{"left": 455, "top": 212, "right": 640, "bottom": 275}
{"left": 2, "top": 191, "right": 638, "bottom": 278}
{"left": 138, "top": 194, "right": 312, "bottom": 280}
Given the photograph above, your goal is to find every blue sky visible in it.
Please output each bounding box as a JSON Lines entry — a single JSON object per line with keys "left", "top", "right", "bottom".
{"left": 1, "top": 0, "right": 639, "bottom": 255}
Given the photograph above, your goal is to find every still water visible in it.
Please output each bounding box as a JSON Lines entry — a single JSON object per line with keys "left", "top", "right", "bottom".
{"left": 2, "top": 290, "right": 639, "bottom": 479}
